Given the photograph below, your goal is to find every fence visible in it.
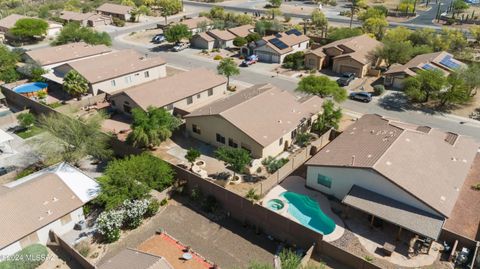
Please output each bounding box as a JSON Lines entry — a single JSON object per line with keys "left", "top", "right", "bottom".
{"left": 49, "top": 231, "right": 96, "bottom": 269}
{"left": 55, "top": 94, "right": 107, "bottom": 114}
{"left": 316, "top": 241, "right": 382, "bottom": 269}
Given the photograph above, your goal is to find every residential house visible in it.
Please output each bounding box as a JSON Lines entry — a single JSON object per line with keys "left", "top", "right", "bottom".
{"left": 0, "top": 14, "right": 62, "bottom": 39}
{"left": 384, "top": 51, "right": 466, "bottom": 89}
{"left": 304, "top": 34, "right": 382, "bottom": 78}
{"left": 207, "top": 29, "right": 236, "bottom": 48}
{"left": 96, "top": 3, "right": 133, "bottom": 21}
{"left": 185, "top": 84, "right": 323, "bottom": 159}
{"left": 227, "top": 24, "right": 254, "bottom": 38}
{"left": 0, "top": 163, "right": 99, "bottom": 259}
{"left": 305, "top": 114, "right": 478, "bottom": 240}
{"left": 24, "top": 42, "right": 112, "bottom": 69}
{"left": 59, "top": 11, "right": 112, "bottom": 27}
{"left": 47, "top": 49, "right": 166, "bottom": 95}
{"left": 251, "top": 29, "right": 310, "bottom": 63}
{"left": 191, "top": 32, "right": 215, "bottom": 50}
{"left": 110, "top": 68, "right": 227, "bottom": 116}
{"left": 178, "top": 17, "right": 213, "bottom": 34}
{"left": 98, "top": 248, "right": 173, "bottom": 269}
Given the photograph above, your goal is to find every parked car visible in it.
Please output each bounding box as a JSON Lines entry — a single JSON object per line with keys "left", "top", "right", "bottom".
{"left": 241, "top": 55, "right": 258, "bottom": 66}
{"left": 349, "top": 92, "right": 372, "bottom": 103}
{"left": 337, "top": 72, "right": 356, "bottom": 86}
{"left": 172, "top": 42, "right": 190, "bottom": 52}
{"left": 151, "top": 34, "right": 165, "bottom": 44}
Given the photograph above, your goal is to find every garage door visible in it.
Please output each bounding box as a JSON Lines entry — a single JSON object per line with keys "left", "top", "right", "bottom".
{"left": 392, "top": 78, "right": 405, "bottom": 89}
{"left": 339, "top": 65, "right": 361, "bottom": 77}
{"left": 257, "top": 52, "right": 273, "bottom": 63}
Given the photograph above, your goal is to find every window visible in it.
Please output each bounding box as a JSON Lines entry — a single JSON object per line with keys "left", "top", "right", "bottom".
{"left": 197, "top": 93, "right": 201, "bottom": 99}
{"left": 241, "top": 143, "right": 251, "bottom": 153}
{"left": 125, "top": 76, "right": 132, "bottom": 84}
{"left": 60, "top": 213, "right": 72, "bottom": 225}
{"left": 124, "top": 104, "right": 132, "bottom": 114}
{"left": 279, "top": 137, "right": 283, "bottom": 146}
{"left": 144, "top": 71, "right": 150, "bottom": 78}
{"left": 208, "top": 88, "right": 213, "bottom": 96}
{"left": 228, "top": 138, "right": 238, "bottom": 148}
{"left": 165, "top": 104, "right": 173, "bottom": 111}
{"left": 20, "top": 232, "right": 39, "bottom": 248}
{"left": 187, "top": 96, "right": 193, "bottom": 105}
{"left": 216, "top": 133, "right": 225, "bottom": 144}
{"left": 111, "top": 80, "right": 116, "bottom": 87}
{"left": 317, "top": 174, "right": 332, "bottom": 188}
{"left": 192, "top": 124, "right": 201, "bottom": 134}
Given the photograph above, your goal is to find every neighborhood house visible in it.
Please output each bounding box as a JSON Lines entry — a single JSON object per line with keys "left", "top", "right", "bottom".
{"left": 227, "top": 24, "right": 254, "bottom": 38}
{"left": 109, "top": 68, "right": 227, "bottom": 116}
{"left": 305, "top": 114, "right": 478, "bottom": 241}
{"left": 59, "top": 11, "right": 113, "bottom": 27}
{"left": 207, "top": 29, "right": 236, "bottom": 49}
{"left": 0, "top": 163, "right": 99, "bottom": 259}
{"left": 249, "top": 29, "right": 310, "bottom": 63}
{"left": 185, "top": 83, "right": 323, "bottom": 158}
{"left": 191, "top": 32, "right": 215, "bottom": 50}
{"left": 0, "top": 14, "right": 62, "bottom": 39}
{"left": 95, "top": 3, "right": 133, "bottom": 21}
{"left": 178, "top": 17, "right": 213, "bottom": 34}
{"left": 47, "top": 49, "right": 166, "bottom": 95}
{"left": 384, "top": 51, "right": 466, "bottom": 89}
{"left": 304, "top": 34, "right": 382, "bottom": 78}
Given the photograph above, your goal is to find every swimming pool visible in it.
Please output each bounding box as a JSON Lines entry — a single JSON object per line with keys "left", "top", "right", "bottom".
{"left": 280, "top": 191, "right": 335, "bottom": 235}
{"left": 13, "top": 82, "right": 48, "bottom": 94}
{"left": 266, "top": 199, "right": 285, "bottom": 211}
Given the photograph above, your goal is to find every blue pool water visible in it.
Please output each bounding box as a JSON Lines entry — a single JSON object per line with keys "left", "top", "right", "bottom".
{"left": 280, "top": 191, "right": 336, "bottom": 235}
{"left": 266, "top": 199, "right": 285, "bottom": 211}
{"left": 13, "top": 82, "right": 48, "bottom": 94}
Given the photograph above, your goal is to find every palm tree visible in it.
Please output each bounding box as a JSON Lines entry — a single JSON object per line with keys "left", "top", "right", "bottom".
{"left": 217, "top": 58, "right": 240, "bottom": 89}
{"left": 63, "top": 70, "right": 89, "bottom": 100}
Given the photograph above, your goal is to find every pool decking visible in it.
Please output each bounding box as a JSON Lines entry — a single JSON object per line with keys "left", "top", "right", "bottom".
{"left": 261, "top": 176, "right": 345, "bottom": 242}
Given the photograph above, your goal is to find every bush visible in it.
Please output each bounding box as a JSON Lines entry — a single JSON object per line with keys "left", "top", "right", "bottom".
{"left": 15, "top": 166, "right": 37, "bottom": 179}
{"left": 160, "top": 198, "right": 168, "bottom": 206}
{"left": 245, "top": 188, "right": 260, "bottom": 201}
{"left": 329, "top": 0, "right": 337, "bottom": 5}
{"left": 145, "top": 198, "right": 161, "bottom": 217}
{"left": 213, "top": 55, "right": 223, "bottom": 60}
{"left": 123, "top": 199, "right": 149, "bottom": 229}
{"left": 233, "top": 36, "right": 247, "bottom": 47}
{"left": 373, "top": 85, "right": 385, "bottom": 96}
{"left": 112, "top": 17, "right": 125, "bottom": 27}
{"left": 74, "top": 240, "right": 90, "bottom": 257}
{"left": 0, "top": 244, "right": 48, "bottom": 269}
{"left": 296, "top": 132, "right": 313, "bottom": 147}
{"left": 279, "top": 249, "right": 301, "bottom": 269}
{"left": 282, "top": 51, "right": 305, "bottom": 70}
{"left": 262, "top": 156, "right": 289, "bottom": 173}
{"left": 17, "top": 112, "right": 35, "bottom": 128}
{"left": 96, "top": 209, "right": 124, "bottom": 243}
{"left": 472, "top": 183, "right": 480, "bottom": 191}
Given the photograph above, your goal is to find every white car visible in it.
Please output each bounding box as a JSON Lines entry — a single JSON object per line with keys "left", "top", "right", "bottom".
{"left": 173, "top": 42, "right": 190, "bottom": 52}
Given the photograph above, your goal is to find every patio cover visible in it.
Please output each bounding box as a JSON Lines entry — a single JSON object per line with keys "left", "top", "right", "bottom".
{"left": 343, "top": 185, "right": 444, "bottom": 239}
{"left": 0, "top": 129, "right": 13, "bottom": 144}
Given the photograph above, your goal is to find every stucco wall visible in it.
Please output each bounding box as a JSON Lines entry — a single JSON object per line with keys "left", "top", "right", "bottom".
{"left": 305, "top": 53, "right": 324, "bottom": 70}
{"left": 191, "top": 36, "right": 213, "bottom": 50}
{"left": 306, "top": 166, "right": 441, "bottom": 217}
{"left": 332, "top": 58, "right": 367, "bottom": 77}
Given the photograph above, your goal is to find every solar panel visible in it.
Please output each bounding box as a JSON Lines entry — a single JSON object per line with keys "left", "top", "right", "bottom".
{"left": 422, "top": 64, "right": 435, "bottom": 70}
{"left": 269, "top": 38, "right": 288, "bottom": 49}
{"left": 286, "top": 29, "right": 302, "bottom": 36}
{"left": 275, "top": 33, "right": 282, "bottom": 38}
{"left": 439, "top": 55, "right": 461, "bottom": 69}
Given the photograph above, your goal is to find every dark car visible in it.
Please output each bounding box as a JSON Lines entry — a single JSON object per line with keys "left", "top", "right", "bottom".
{"left": 336, "top": 73, "right": 356, "bottom": 86}
{"left": 349, "top": 92, "right": 372, "bottom": 103}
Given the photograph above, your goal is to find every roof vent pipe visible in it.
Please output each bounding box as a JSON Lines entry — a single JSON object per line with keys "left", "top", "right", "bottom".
{"left": 351, "top": 155, "right": 356, "bottom": 166}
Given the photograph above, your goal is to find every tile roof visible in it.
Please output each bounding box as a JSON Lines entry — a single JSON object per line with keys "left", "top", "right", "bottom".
{"left": 259, "top": 31, "right": 310, "bottom": 54}
{"left": 61, "top": 49, "right": 165, "bottom": 84}
{"left": 118, "top": 68, "right": 226, "bottom": 110}
{"left": 178, "top": 17, "right": 212, "bottom": 30}
{"left": 98, "top": 248, "right": 173, "bottom": 269}
{"left": 25, "top": 42, "right": 112, "bottom": 66}
{"left": 194, "top": 32, "right": 214, "bottom": 42}
{"left": 227, "top": 24, "right": 254, "bottom": 37}
{"left": 0, "top": 163, "right": 99, "bottom": 249}
{"left": 385, "top": 51, "right": 466, "bottom": 75}
{"left": 0, "top": 14, "right": 27, "bottom": 31}
{"left": 307, "top": 114, "right": 479, "bottom": 217}
{"left": 186, "top": 84, "right": 323, "bottom": 146}
{"left": 60, "top": 11, "right": 95, "bottom": 21}
{"left": 207, "top": 29, "right": 236, "bottom": 41}
{"left": 96, "top": 3, "right": 133, "bottom": 15}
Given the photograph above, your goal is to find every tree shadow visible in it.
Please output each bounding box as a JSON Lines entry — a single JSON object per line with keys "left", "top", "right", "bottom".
{"left": 377, "top": 92, "right": 439, "bottom": 115}
{"left": 149, "top": 44, "right": 174, "bottom": 52}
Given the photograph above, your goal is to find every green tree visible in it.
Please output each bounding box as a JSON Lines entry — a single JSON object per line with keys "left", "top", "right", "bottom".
{"left": 246, "top": 32, "right": 262, "bottom": 42}
{"left": 404, "top": 69, "right": 447, "bottom": 102}
{"left": 296, "top": 75, "right": 347, "bottom": 102}
{"left": 0, "top": 45, "right": 20, "bottom": 83}
{"left": 17, "top": 112, "right": 35, "bottom": 128}
{"left": 279, "top": 249, "right": 302, "bottom": 269}
{"left": 348, "top": 0, "right": 366, "bottom": 28}
{"left": 314, "top": 100, "right": 342, "bottom": 133}
{"left": 63, "top": 70, "right": 89, "bottom": 99}
{"left": 164, "top": 23, "right": 192, "bottom": 43}
{"left": 363, "top": 16, "right": 388, "bottom": 39}
{"left": 53, "top": 22, "right": 111, "bottom": 46}
{"left": 127, "top": 106, "right": 181, "bottom": 148}
{"left": 439, "top": 71, "right": 470, "bottom": 107}
{"left": 282, "top": 51, "right": 305, "bottom": 70}
{"left": 374, "top": 40, "right": 413, "bottom": 67}
{"left": 214, "top": 147, "right": 251, "bottom": 176}
{"left": 268, "top": 0, "right": 282, "bottom": 7}
{"left": 327, "top": 27, "right": 363, "bottom": 42}
{"left": 35, "top": 112, "right": 112, "bottom": 165}
{"left": 470, "top": 26, "right": 480, "bottom": 42}
{"left": 233, "top": 36, "right": 247, "bottom": 47}
{"left": 10, "top": 18, "right": 48, "bottom": 40}
{"left": 452, "top": 0, "right": 469, "bottom": 15}
{"left": 217, "top": 57, "right": 240, "bottom": 88}
{"left": 458, "top": 64, "right": 480, "bottom": 97}
{"left": 266, "top": 8, "right": 282, "bottom": 19}
{"left": 382, "top": 27, "right": 412, "bottom": 43}
{"left": 311, "top": 10, "right": 328, "bottom": 37}
{"left": 185, "top": 148, "right": 201, "bottom": 169}
{"left": 157, "top": 0, "right": 182, "bottom": 24}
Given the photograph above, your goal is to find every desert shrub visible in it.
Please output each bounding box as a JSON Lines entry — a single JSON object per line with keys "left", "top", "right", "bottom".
{"left": 245, "top": 188, "right": 260, "bottom": 201}
{"left": 74, "top": 240, "right": 90, "bottom": 257}
{"left": 112, "top": 17, "right": 125, "bottom": 27}
{"left": 122, "top": 199, "right": 149, "bottom": 229}
{"left": 213, "top": 55, "right": 223, "bottom": 60}
{"left": 96, "top": 209, "right": 124, "bottom": 243}
{"left": 262, "top": 156, "right": 289, "bottom": 173}
{"left": 145, "top": 198, "right": 161, "bottom": 216}
{"left": 295, "top": 132, "right": 313, "bottom": 147}
{"left": 373, "top": 85, "right": 385, "bottom": 96}
{"left": 160, "top": 198, "right": 168, "bottom": 206}
{"left": 282, "top": 51, "right": 305, "bottom": 70}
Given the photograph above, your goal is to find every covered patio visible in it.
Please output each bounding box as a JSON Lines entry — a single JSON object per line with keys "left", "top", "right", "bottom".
{"left": 342, "top": 185, "right": 443, "bottom": 267}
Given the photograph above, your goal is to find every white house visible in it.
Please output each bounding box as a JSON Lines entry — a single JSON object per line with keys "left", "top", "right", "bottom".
{"left": 0, "top": 163, "right": 100, "bottom": 260}
{"left": 252, "top": 29, "right": 310, "bottom": 63}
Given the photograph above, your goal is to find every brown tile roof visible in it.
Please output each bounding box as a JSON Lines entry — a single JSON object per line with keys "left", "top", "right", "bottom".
{"left": 227, "top": 24, "right": 254, "bottom": 37}
{"left": 178, "top": 17, "right": 212, "bottom": 30}
{"left": 98, "top": 248, "right": 173, "bottom": 269}
{"left": 0, "top": 14, "right": 28, "bottom": 31}
{"left": 195, "top": 32, "right": 214, "bottom": 42}
{"left": 60, "top": 11, "right": 95, "bottom": 21}
{"left": 186, "top": 84, "right": 323, "bottom": 147}
{"left": 308, "top": 34, "right": 382, "bottom": 65}
{"left": 96, "top": 3, "right": 133, "bottom": 15}
{"left": 62, "top": 49, "right": 165, "bottom": 84}
{"left": 260, "top": 31, "right": 310, "bottom": 54}
{"left": 25, "top": 42, "right": 112, "bottom": 66}
{"left": 119, "top": 68, "right": 226, "bottom": 110}
{"left": 0, "top": 173, "right": 83, "bottom": 249}
{"left": 307, "top": 114, "right": 478, "bottom": 217}
{"left": 384, "top": 51, "right": 466, "bottom": 75}
{"left": 207, "top": 29, "right": 236, "bottom": 41}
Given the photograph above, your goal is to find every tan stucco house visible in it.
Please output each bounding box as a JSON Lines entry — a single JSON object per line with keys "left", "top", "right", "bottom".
{"left": 227, "top": 24, "right": 254, "bottom": 38}
{"left": 60, "top": 11, "right": 112, "bottom": 27}
{"left": 191, "top": 32, "right": 215, "bottom": 50}
{"left": 184, "top": 84, "right": 323, "bottom": 159}
{"left": 384, "top": 51, "right": 466, "bottom": 89}
{"left": 109, "top": 68, "right": 227, "bottom": 116}
{"left": 96, "top": 3, "right": 133, "bottom": 21}
{"left": 252, "top": 29, "right": 310, "bottom": 63}
{"left": 178, "top": 17, "right": 213, "bottom": 34}
{"left": 207, "top": 29, "right": 236, "bottom": 49}
{"left": 304, "top": 34, "right": 382, "bottom": 78}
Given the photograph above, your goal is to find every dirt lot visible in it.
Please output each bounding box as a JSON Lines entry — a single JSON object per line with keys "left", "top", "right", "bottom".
{"left": 124, "top": 28, "right": 163, "bottom": 45}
